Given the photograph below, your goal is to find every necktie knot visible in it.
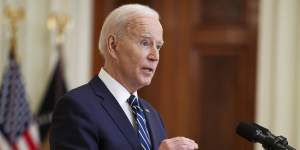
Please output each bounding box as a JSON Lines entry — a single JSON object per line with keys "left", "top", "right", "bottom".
{"left": 127, "top": 95, "right": 141, "bottom": 110}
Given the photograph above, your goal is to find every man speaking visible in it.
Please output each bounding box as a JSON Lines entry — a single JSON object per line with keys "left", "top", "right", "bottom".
{"left": 50, "top": 4, "right": 198, "bottom": 150}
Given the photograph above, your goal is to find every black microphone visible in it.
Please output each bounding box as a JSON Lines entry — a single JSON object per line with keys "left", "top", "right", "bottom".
{"left": 236, "top": 122, "right": 296, "bottom": 150}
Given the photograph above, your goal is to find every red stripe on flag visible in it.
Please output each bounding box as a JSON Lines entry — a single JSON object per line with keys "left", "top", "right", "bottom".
{"left": 23, "top": 130, "right": 38, "bottom": 150}
{"left": 12, "top": 143, "right": 18, "bottom": 150}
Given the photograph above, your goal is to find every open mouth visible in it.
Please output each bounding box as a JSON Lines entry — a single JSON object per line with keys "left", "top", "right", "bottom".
{"left": 142, "top": 67, "right": 154, "bottom": 73}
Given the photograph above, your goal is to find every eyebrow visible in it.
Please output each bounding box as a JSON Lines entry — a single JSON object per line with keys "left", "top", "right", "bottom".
{"left": 139, "top": 33, "right": 152, "bottom": 38}
{"left": 139, "top": 34, "right": 164, "bottom": 45}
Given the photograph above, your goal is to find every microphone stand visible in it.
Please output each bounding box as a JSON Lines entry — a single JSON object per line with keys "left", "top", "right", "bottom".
{"left": 262, "top": 135, "right": 296, "bottom": 150}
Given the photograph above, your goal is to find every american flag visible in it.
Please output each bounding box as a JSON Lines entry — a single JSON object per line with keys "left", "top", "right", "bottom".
{"left": 0, "top": 56, "right": 40, "bottom": 150}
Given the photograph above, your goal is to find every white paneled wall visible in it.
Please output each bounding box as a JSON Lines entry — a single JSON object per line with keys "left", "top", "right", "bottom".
{"left": 256, "top": 0, "right": 300, "bottom": 149}
{"left": 0, "top": 0, "right": 92, "bottom": 113}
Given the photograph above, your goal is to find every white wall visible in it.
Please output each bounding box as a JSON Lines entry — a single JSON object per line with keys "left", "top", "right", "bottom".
{"left": 256, "top": 0, "right": 300, "bottom": 149}
{"left": 0, "top": 0, "right": 93, "bottom": 113}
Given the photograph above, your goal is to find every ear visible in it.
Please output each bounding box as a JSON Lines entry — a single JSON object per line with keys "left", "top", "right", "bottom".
{"left": 106, "top": 34, "right": 118, "bottom": 59}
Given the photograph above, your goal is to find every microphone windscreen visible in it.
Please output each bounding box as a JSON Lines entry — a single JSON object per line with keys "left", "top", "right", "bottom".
{"left": 236, "top": 122, "right": 259, "bottom": 142}
{"left": 251, "top": 123, "right": 269, "bottom": 133}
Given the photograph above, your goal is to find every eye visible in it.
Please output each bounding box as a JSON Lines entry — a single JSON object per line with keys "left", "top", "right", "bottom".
{"left": 140, "top": 39, "right": 152, "bottom": 47}
{"left": 156, "top": 44, "right": 163, "bottom": 51}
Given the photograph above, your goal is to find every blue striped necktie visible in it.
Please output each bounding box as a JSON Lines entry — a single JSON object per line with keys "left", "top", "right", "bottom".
{"left": 127, "top": 95, "right": 152, "bottom": 150}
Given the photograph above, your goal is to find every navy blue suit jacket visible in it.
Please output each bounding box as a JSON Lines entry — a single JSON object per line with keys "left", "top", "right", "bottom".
{"left": 50, "top": 76, "right": 167, "bottom": 150}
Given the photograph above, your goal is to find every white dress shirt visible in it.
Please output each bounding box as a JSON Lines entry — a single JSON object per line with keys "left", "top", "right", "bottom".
{"left": 98, "top": 68, "right": 137, "bottom": 128}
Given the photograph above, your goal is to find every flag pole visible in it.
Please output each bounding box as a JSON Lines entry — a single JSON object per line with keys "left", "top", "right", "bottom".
{"left": 47, "top": 13, "right": 71, "bottom": 70}
{"left": 47, "top": 13, "right": 71, "bottom": 53}
{"left": 3, "top": 5, "right": 25, "bottom": 59}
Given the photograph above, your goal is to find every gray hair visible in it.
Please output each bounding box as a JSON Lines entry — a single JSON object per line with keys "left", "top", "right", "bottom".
{"left": 98, "top": 4, "right": 160, "bottom": 55}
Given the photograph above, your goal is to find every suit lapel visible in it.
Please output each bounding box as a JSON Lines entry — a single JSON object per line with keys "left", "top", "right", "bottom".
{"left": 140, "top": 100, "right": 161, "bottom": 149}
{"left": 89, "top": 77, "right": 140, "bottom": 150}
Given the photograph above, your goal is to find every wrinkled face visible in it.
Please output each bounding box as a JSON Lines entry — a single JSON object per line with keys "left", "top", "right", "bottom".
{"left": 113, "top": 16, "right": 163, "bottom": 91}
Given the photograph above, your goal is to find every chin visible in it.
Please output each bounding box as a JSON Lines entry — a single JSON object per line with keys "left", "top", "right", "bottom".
{"left": 139, "top": 78, "right": 152, "bottom": 87}
{"left": 144, "top": 81, "right": 151, "bottom": 86}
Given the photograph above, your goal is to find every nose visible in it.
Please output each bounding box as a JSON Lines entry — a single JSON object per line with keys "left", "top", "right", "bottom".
{"left": 148, "top": 46, "right": 159, "bottom": 61}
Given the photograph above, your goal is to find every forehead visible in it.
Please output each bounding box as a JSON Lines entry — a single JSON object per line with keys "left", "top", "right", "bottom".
{"left": 125, "top": 16, "right": 163, "bottom": 41}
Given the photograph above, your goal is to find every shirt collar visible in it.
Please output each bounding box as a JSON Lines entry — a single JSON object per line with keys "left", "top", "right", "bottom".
{"left": 98, "top": 68, "right": 138, "bottom": 104}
